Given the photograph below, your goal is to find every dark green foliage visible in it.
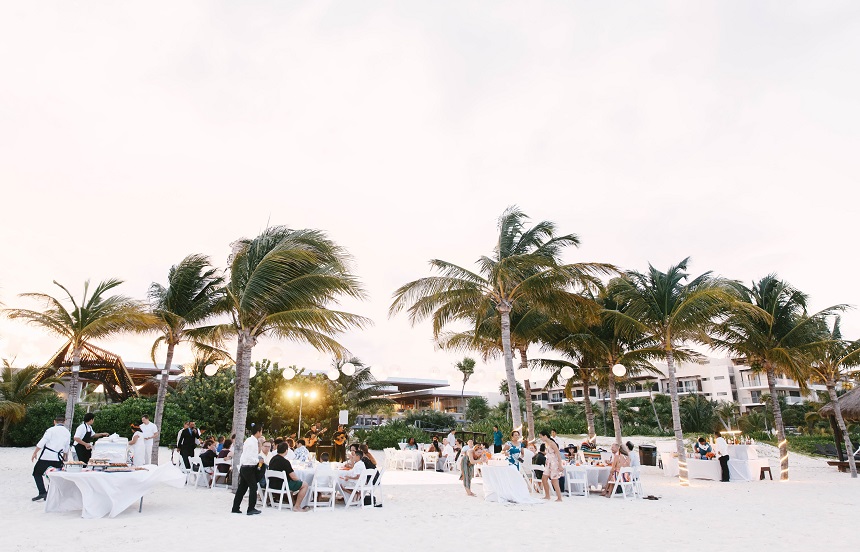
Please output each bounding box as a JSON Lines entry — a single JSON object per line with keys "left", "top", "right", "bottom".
{"left": 87, "top": 397, "right": 186, "bottom": 444}
{"left": 354, "top": 420, "right": 430, "bottom": 450}
{"left": 465, "top": 396, "right": 490, "bottom": 422}
{"left": 167, "top": 368, "right": 235, "bottom": 436}
{"left": 7, "top": 395, "right": 84, "bottom": 446}
{"left": 679, "top": 394, "right": 718, "bottom": 434}
{"left": 403, "top": 410, "right": 456, "bottom": 431}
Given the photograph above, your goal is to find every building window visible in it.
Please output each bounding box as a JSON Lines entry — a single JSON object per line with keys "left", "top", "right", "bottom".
{"left": 702, "top": 377, "right": 709, "bottom": 381}
{"left": 717, "top": 392, "right": 728, "bottom": 396}
{"left": 789, "top": 391, "right": 801, "bottom": 397}
{"left": 714, "top": 376, "right": 725, "bottom": 380}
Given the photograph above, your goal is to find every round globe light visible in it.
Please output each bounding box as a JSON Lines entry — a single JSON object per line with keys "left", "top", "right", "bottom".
{"left": 284, "top": 368, "right": 295, "bottom": 380}
{"left": 560, "top": 366, "right": 575, "bottom": 380}
{"left": 204, "top": 365, "right": 218, "bottom": 377}
{"left": 249, "top": 367, "right": 257, "bottom": 378}
{"left": 612, "top": 364, "right": 627, "bottom": 377}
{"left": 341, "top": 362, "right": 356, "bottom": 376}
{"left": 310, "top": 391, "right": 318, "bottom": 399}
{"left": 327, "top": 370, "right": 339, "bottom": 381}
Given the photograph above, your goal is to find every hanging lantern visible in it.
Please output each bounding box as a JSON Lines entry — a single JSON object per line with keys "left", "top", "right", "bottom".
{"left": 341, "top": 362, "right": 356, "bottom": 376}
{"left": 249, "top": 366, "right": 257, "bottom": 378}
{"left": 204, "top": 365, "right": 218, "bottom": 377}
{"left": 327, "top": 370, "right": 339, "bottom": 381}
{"left": 560, "top": 366, "right": 574, "bottom": 380}
{"left": 284, "top": 368, "right": 295, "bottom": 380}
{"left": 612, "top": 364, "right": 627, "bottom": 377}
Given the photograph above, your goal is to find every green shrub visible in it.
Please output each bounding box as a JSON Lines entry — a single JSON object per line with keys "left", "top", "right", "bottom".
{"left": 356, "top": 420, "right": 430, "bottom": 450}
{"left": 91, "top": 397, "right": 186, "bottom": 444}
{"left": 403, "top": 410, "right": 456, "bottom": 431}
{"left": 7, "top": 396, "right": 85, "bottom": 447}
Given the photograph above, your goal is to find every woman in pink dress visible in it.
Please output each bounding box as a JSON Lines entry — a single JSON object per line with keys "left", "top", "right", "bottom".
{"left": 539, "top": 430, "right": 564, "bottom": 502}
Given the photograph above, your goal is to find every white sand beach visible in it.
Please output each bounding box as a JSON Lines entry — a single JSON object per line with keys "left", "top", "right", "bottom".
{"left": 1, "top": 439, "right": 857, "bottom": 552}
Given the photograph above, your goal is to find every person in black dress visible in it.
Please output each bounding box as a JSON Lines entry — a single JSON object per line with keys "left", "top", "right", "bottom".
{"left": 332, "top": 424, "right": 348, "bottom": 462}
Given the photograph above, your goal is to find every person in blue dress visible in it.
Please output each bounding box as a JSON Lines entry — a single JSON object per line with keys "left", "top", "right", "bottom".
{"left": 504, "top": 430, "right": 524, "bottom": 470}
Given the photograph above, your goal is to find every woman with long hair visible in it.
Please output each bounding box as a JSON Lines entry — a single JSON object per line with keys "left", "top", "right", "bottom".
{"left": 539, "top": 430, "right": 564, "bottom": 502}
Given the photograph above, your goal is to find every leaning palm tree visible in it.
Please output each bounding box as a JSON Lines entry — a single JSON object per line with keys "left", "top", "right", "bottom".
{"left": 3, "top": 280, "right": 154, "bottom": 429}
{"left": 0, "top": 362, "right": 61, "bottom": 444}
{"left": 607, "top": 259, "right": 734, "bottom": 486}
{"left": 148, "top": 254, "right": 226, "bottom": 463}
{"left": 391, "top": 206, "right": 610, "bottom": 431}
{"left": 801, "top": 316, "right": 858, "bottom": 477}
{"left": 456, "top": 357, "right": 476, "bottom": 399}
{"left": 711, "top": 275, "right": 841, "bottom": 481}
{"left": 217, "top": 226, "right": 369, "bottom": 483}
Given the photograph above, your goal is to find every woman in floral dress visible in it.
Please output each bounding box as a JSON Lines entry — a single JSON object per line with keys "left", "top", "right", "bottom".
{"left": 539, "top": 430, "right": 564, "bottom": 501}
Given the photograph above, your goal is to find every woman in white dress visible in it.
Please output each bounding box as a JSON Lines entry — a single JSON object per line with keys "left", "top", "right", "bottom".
{"left": 129, "top": 429, "right": 146, "bottom": 466}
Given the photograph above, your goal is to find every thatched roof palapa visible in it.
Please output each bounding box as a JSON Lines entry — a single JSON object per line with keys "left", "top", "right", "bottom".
{"left": 819, "top": 386, "right": 860, "bottom": 421}
{"left": 33, "top": 342, "right": 140, "bottom": 402}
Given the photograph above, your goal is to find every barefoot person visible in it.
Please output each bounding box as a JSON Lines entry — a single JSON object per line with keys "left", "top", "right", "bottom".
{"left": 461, "top": 442, "right": 486, "bottom": 497}
{"left": 268, "top": 442, "right": 309, "bottom": 512}
{"left": 539, "top": 430, "right": 564, "bottom": 502}
{"left": 601, "top": 443, "right": 631, "bottom": 497}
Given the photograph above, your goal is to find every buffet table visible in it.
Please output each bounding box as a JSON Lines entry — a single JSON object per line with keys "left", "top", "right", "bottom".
{"left": 661, "top": 454, "right": 722, "bottom": 480}
{"left": 480, "top": 465, "right": 542, "bottom": 504}
{"left": 45, "top": 464, "right": 185, "bottom": 518}
{"left": 727, "top": 445, "right": 770, "bottom": 481}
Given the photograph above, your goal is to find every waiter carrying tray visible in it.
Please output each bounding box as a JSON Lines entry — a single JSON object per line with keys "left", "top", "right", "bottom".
{"left": 73, "top": 412, "right": 109, "bottom": 466}
{"left": 31, "top": 414, "right": 71, "bottom": 502}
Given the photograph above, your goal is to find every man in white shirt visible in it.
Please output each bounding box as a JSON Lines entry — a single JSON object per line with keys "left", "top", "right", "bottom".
{"left": 447, "top": 430, "right": 457, "bottom": 452}
{"left": 714, "top": 431, "right": 730, "bottom": 482}
{"left": 439, "top": 438, "right": 455, "bottom": 472}
{"left": 232, "top": 423, "right": 264, "bottom": 515}
{"left": 31, "top": 415, "right": 71, "bottom": 501}
{"left": 626, "top": 442, "right": 641, "bottom": 468}
{"left": 139, "top": 414, "right": 159, "bottom": 464}
{"left": 339, "top": 449, "right": 367, "bottom": 492}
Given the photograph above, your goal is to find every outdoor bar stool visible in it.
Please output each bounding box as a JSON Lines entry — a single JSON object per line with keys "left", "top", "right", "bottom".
{"left": 760, "top": 466, "right": 773, "bottom": 480}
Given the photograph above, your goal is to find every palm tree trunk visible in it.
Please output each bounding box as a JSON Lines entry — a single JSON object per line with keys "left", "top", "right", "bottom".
{"left": 827, "top": 381, "right": 857, "bottom": 478}
{"left": 498, "top": 305, "right": 523, "bottom": 431}
{"left": 582, "top": 371, "right": 596, "bottom": 441}
{"left": 666, "top": 349, "right": 689, "bottom": 486}
{"left": 649, "top": 389, "right": 664, "bottom": 432}
{"left": 64, "top": 346, "right": 82, "bottom": 431}
{"left": 518, "top": 347, "right": 535, "bottom": 442}
{"left": 608, "top": 371, "right": 622, "bottom": 446}
{"left": 151, "top": 340, "right": 175, "bottom": 464}
{"left": 765, "top": 364, "right": 789, "bottom": 481}
{"left": 230, "top": 333, "right": 251, "bottom": 491}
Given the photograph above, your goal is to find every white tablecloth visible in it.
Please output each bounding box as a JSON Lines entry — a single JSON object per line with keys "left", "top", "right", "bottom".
{"left": 480, "top": 465, "right": 542, "bottom": 504}
{"left": 292, "top": 464, "right": 347, "bottom": 507}
{"left": 45, "top": 464, "right": 185, "bottom": 518}
{"left": 566, "top": 465, "right": 611, "bottom": 488}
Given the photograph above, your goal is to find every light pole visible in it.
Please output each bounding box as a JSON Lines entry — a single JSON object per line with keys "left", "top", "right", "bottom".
{"left": 286, "top": 388, "right": 317, "bottom": 437}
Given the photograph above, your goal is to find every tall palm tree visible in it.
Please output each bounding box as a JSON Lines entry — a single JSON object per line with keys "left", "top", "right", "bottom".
{"left": 0, "top": 362, "right": 61, "bottom": 444}
{"left": 390, "top": 206, "right": 609, "bottom": 431}
{"left": 607, "top": 259, "right": 734, "bottom": 486}
{"left": 217, "top": 226, "right": 369, "bottom": 482}
{"left": 712, "top": 275, "right": 841, "bottom": 481}
{"left": 803, "top": 316, "right": 858, "bottom": 477}
{"left": 331, "top": 357, "right": 394, "bottom": 415}
{"left": 148, "top": 254, "right": 226, "bottom": 463}
{"left": 4, "top": 280, "right": 154, "bottom": 429}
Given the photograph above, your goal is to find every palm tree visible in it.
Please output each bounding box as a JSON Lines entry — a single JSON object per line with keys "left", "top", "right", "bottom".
{"left": 607, "top": 259, "right": 734, "bottom": 486}
{"left": 390, "top": 206, "right": 610, "bottom": 431}
{"left": 148, "top": 254, "right": 226, "bottom": 463}
{"left": 712, "top": 275, "right": 841, "bottom": 481}
{"left": 805, "top": 316, "right": 858, "bottom": 477}
{"left": 456, "top": 357, "right": 476, "bottom": 399}
{"left": 0, "top": 362, "right": 61, "bottom": 444}
{"left": 332, "top": 358, "right": 394, "bottom": 415}
{"left": 217, "top": 226, "right": 369, "bottom": 482}
{"left": 531, "top": 355, "right": 599, "bottom": 440}
{"left": 4, "top": 280, "right": 154, "bottom": 429}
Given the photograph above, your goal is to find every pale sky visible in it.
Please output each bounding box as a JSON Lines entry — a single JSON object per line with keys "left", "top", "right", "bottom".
{"left": 1, "top": 1, "right": 859, "bottom": 392}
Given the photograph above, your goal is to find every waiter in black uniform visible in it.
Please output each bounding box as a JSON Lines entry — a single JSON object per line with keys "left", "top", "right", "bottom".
{"left": 177, "top": 420, "right": 201, "bottom": 469}
{"left": 73, "top": 412, "right": 108, "bottom": 466}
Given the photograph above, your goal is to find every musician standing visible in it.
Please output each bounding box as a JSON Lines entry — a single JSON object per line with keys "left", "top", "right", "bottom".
{"left": 31, "top": 415, "right": 71, "bottom": 501}
{"left": 305, "top": 422, "right": 324, "bottom": 452}
{"left": 332, "top": 424, "right": 348, "bottom": 462}
{"left": 73, "top": 412, "right": 108, "bottom": 466}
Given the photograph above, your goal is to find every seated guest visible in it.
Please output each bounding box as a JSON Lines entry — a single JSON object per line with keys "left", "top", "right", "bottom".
{"left": 319, "top": 452, "right": 330, "bottom": 462}
{"left": 405, "top": 437, "right": 418, "bottom": 450}
{"left": 601, "top": 443, "right": 631, "bottom": 497}
{"left": 565, "top": 444, "right": 578, "bottom": 463}
{"left": 199, "top": 439, "right": 218, "bottom": 469}
{"left": 216, "top": 439, "right": 233, "bottom": 474}
{"left": 359, "top": 444, "right": 378, "bottom": 467}
{"left": 694, "top": 437, "right": 712, "bottom": 459}
{"left": 294, "top": 439, "right": 310, "bottom": 463}
{"left": 339, "top": 449, "right": 367, "bottom": 491}
{"left": 439, "top": 439, "right": 455, "bottom": 472}
{"left": 268, "top": 442, "right": 309, "bottom": 512}
{"left": 216, "top": 436, "right": 226, "bottom": 453}
{"left": 626, "top": 441, "right": 641, "bottom": 468}
{"left": 431, "top": 435, "right": 441, "bottom": 452}
{"left": 341, "top": 444, "right": 360, "bottom": 469}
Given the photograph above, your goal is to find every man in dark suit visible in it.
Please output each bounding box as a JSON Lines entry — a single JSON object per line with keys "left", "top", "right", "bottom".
{"left": 177, "top": 420, "right": 200, "bottom": 469}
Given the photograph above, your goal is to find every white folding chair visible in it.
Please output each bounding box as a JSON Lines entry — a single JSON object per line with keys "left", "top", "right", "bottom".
{"left": 343, "top": 468, "right": 376, "bottom": 508}
{"left": 309, "top": 464, "right": 337, "bottom": 511}
{"left": 187, "top": 457, "right": 207, "bottom": 488}
{"left": 264, "top": 471, "right": 294, "bottom": 511}
{"left": 210, "top": 459, "right": 231, "bottom": 490}
{"left": 402, "top": 452, "right": 419, "bottom": 471}
{"left": 422, "top": 452, "right": 439, "bottom": 471}
{"left": 371, "top": 467, "right": 384, "bottom": 506}
{"left": 565, "top": 466, "right": 588, "bottom": 497}
{"left": 631, "top": 466, "right": 644, "bottom": 498}
{"left": 609, "top": 467, "right": 636, "bottom": 499}
{"left": 383, "top": 448, "right": 398, "bottom": 470}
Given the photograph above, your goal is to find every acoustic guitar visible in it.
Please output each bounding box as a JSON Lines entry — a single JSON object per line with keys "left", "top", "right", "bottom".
{"left": 333, "top": 432, "right": 347, "bottom": 446}
{"left": 306, "top": 427, "right": 327, "bottom": 448}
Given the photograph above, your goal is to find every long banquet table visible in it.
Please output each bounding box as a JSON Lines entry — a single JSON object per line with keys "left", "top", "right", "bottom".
{"left": 565, "top": 464, "right": 612, "bottom": 490}
{"left": 45, "top": 464, "right": 186, "bottom": 518}
{"left": 480, "top": 464, "right": 542, "bottom": 504}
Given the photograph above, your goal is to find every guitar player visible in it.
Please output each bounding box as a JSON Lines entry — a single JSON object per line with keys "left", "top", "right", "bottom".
{"left": 305, "top": 423, "right": 326, "bottom": 452}
{"left": 332, "top": 424, "right": 348, "bottom": 462}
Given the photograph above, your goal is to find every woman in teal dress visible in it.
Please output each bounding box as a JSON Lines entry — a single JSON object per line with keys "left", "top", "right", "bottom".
{"left": 506, "top": 430, "right": 523, "bottom": 470}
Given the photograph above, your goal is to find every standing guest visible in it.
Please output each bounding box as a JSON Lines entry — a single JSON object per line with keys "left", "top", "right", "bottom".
{"left": 539, "top": 430, "right": 564, "bottom": 502}
{"left": 461, "top": 443, "right": 486, "bottom": 497}
{"left": 533, "top": 444, "right": 546, "bottom": 493}
{"left": 293, "top": 439, "right": 309, "bottom": 463}
{"left": 232, "top": 423, "right": 264, "bottom": 516}
{"left": 177, "top": 420, "right": 200, "bottom": 469}
{"left": 332, "top": 425, "right": 348, "bottom": 462}
{"left": 626, "top": 442, "right": 641, "bottom": 469}
{"left": 446, "top": 429, "right": 457, "bottom": 452}
{"left": 268, "top": 442, "right": 309, "bottom": 512}
{"left": 31, "top": 415, "right": 71, "bottom": 501}
{"left": 129, "top": 426, "right": 147, "bottom": 467}
{"left": 601, "top": 443, "right": 631, "bottom": 497}
{"left": 694, "top": 437, "right": 713, "bottom": 459}
{"left": 73, "top": 412, "right": 108, "bottom": 466}
{"left": 176, "top": 422, "right": 189, "bottom": 449}
{"left": 505, "top": 430, "right": 524, "bottom": 470}
{"left": 139, "top": 414, "right": 159, "bottom": 464}
{"left": 492, "top": 426, "right": 503, "bottom": 453}
{"left": 715, "top": 431, "right": 730, "bottom": 482}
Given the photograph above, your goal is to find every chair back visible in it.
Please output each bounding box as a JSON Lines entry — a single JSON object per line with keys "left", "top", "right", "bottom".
{"left": 266, "top": 470, "right": 287, "bottom": 488}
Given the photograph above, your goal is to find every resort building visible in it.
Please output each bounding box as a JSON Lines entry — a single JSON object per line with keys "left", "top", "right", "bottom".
{"left": 374, "top": 377, "right": 486, "bottom": 422}
{"left": 527, "top": 356, "right": 827, "bottom": 413}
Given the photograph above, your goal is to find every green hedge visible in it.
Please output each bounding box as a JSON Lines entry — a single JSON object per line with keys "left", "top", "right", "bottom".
{"left": 7, "top": 396, "right": 85, "bottom": 447}
{"left": 353, "top": 420, "right": 430, "bottom": 450}
{"left": 89, "top": 397, "right": 186, "bottom": 445}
